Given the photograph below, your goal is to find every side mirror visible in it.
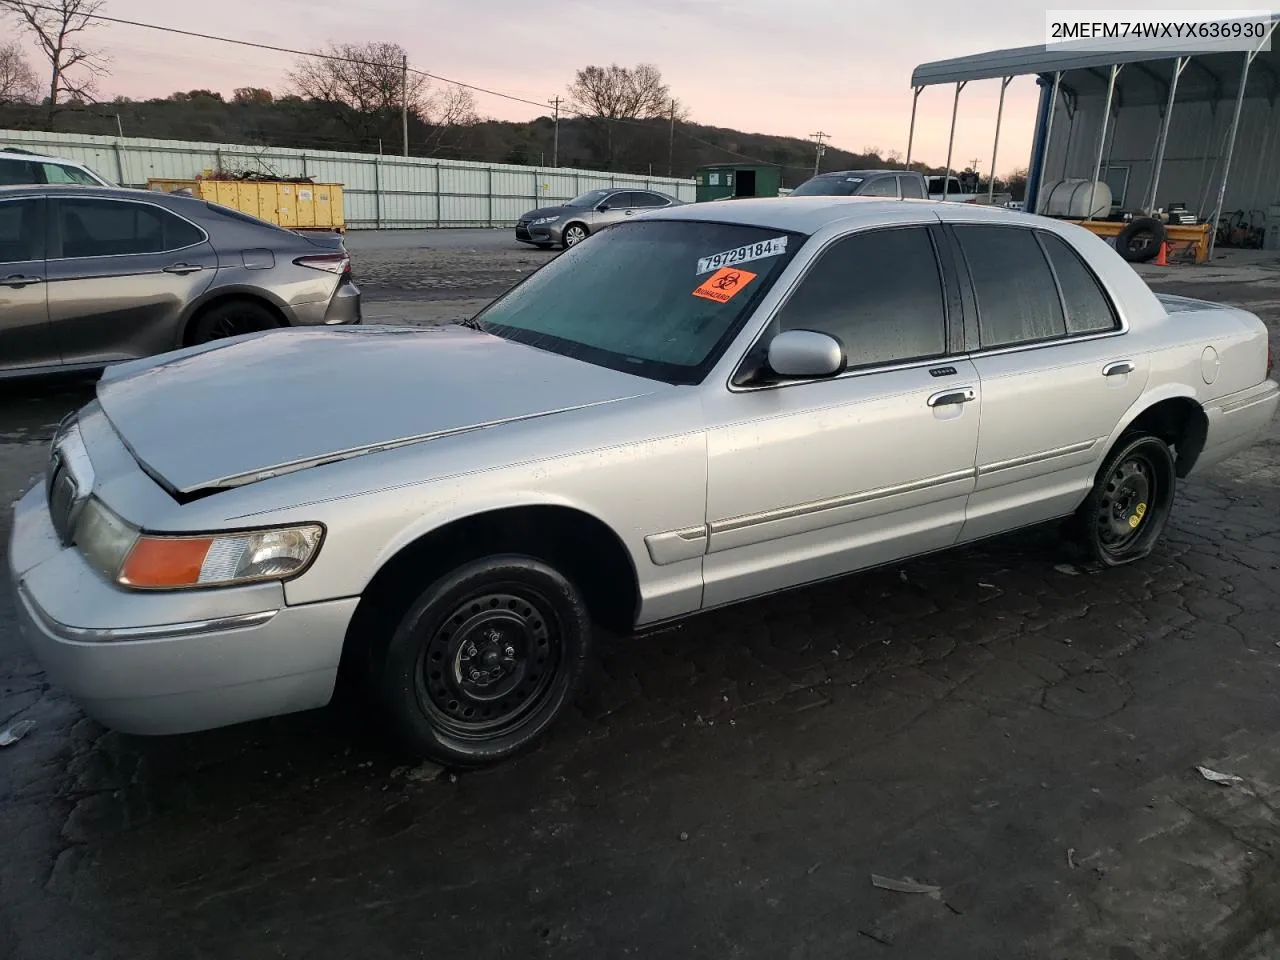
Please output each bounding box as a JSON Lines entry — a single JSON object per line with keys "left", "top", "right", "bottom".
{"left": 766, "top": 330, "right": 846, "bottom": 379}
{"left": 596, "top": 203, "right": 610, "bottom": 212}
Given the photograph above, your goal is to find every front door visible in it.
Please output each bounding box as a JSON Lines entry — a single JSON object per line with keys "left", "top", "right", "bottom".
{"left": 700, "top": 223, "right": 982, "bottom": 608}
{"left": 591, "top": 192, "right": 639, "bottom": 231}
{"left": 45, "top": 196, "right": 218, "bottom": 366}
{"left": 0, "top": 197, "right": 52, "bottom": 374}
{"left": 945, "top": 222, "right": 1150, "bottom": 542}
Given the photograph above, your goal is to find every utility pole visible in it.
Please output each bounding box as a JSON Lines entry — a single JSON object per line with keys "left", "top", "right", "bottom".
{"left": 401, "top": 54, "right": 410, "bottom": 157}
{"left": 550, "top": 96, "right": 562, "bottom": 167}
{"left": 668, "top": 99, "right": 677, "bottom": 177}
{"left": 810, "top": 132, "right": 829, "bottom": 176}
{"left": 115, "top": 113, "right": 123, "bottom": 138}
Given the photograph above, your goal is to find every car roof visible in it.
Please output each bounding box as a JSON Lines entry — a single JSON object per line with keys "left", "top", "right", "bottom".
{"left": 812, "top": 169, "right": 904, "bottom": 179}
{"left": 0, "top": 149, "right": 87, "bottom": 164}
{"left": 643, "top": 196, "right": 1028, "bottom": 234}
{"left": 0, "top": 183, "right": 218, "bottom": 214}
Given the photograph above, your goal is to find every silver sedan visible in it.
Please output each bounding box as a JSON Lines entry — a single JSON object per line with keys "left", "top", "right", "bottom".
{"left": 9, "top": 199, "right": 1277, "bottom": 766}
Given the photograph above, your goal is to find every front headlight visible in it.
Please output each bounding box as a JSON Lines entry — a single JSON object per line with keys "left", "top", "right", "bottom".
{"left": 74, "top": 498, "right": 323, "bottom": 590}
{"left": 532, "top": 216, "right": 560, "bottom": 225}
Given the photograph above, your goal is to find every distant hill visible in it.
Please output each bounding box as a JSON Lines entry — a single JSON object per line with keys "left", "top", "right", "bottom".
{"left": 0, "top": 94, "right": 970, "bottom": 190}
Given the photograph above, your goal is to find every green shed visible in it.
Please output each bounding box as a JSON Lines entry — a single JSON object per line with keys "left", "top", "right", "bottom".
{"left": 694, "top": 163, "right": 784, "bottom": 202}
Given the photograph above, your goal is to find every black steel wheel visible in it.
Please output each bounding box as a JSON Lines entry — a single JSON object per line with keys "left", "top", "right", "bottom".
{"left": 1073, "top": 433, "right": 1176, "bottom": 566}
{"left": 187, "top": 299, "right": 280, "bottom": 344}
{"left": 561, "top": 223, "right": 588, "bottom": 249}
{"left": 379, "top": 555, "right": 592, "bottom": 766}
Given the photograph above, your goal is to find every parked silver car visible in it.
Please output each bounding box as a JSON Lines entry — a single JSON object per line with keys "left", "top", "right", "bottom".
{"left": 9, "top": 199, "right": 1277, "bottom": 767}
{"left": 0, "top": 184, "right": 361, "bottom": 378}
{"left": 515, "top": 187, "right": 683, "bottom": 249}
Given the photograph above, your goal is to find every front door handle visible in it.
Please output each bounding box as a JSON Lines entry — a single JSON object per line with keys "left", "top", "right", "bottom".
{"left": 163, "top": 263, "right": 203, "bottom": 275}
{"left": 927, "top": 386, "right": 977, "bottom": 408}
{"left": 0, "top": 274, "right": 42, "bottom": 288}
{"left": 1103, "top": 360, "right": 1135, "bottom": 377}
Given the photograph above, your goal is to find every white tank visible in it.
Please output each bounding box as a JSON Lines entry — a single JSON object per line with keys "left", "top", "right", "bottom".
{"left": 1039, "top": 179, "right": 1113, "bottom": 219}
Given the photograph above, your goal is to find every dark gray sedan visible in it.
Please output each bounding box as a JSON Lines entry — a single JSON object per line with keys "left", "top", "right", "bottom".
{"left": 0, "top": 184, "right": 361, "bottom": 379}
{"left": 515, "top": 187, "right": 683, "bottom": 249}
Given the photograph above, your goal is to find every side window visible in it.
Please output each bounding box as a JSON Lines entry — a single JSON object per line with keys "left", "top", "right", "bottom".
{"left": 0, "top": 159, "right": 38, "bottom": 186}
{"left": 1037, "top": 232, "right": 1119, "bottom": 334}
{"left": 954, "top": 225, "right": 1066, "bottom": 348}
{"left": 603, "top": 192, "right": 636, "bottom": 209}
{"left": 632, "top": 192, "right": 669, "bottom": 208}
{"left": 775, "top": 227, "right": 946, "bottom": 368}
{"left": 57, "top": 199, "right": 204, "bottom": 259}
{"left": 860, "top": 177, "right": 899, "bottom": 198}
{"left": 0, "top": 199, "right": 44, "bottom": 262}
{"left": 43, "top": 163, "right": 99, "bottom": 186}
{"left": 898, "top": 176, "right": 926, "bottom": 199}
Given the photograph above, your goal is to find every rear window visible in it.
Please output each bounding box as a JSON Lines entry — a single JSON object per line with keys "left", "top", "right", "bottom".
{"left": 789, "top": 176, "right": 863, "bottom": 197}
{"left": 475, "top": 220, "right": 803, "bottom": 385}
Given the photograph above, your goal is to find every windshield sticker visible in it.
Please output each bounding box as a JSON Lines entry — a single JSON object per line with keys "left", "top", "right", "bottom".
{"left": 692, "top": 267, "right": 758, "bottom": 304}
{"left": 696, "top": 236, "right": 788, "bottom": 275}
{"left": 845, "top": 177, "right": 863, "bottom": 183}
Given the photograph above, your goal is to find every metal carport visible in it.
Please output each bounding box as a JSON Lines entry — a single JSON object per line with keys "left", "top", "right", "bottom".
{"left": 909, "top": 19, "right": 1280, "bottom": 258}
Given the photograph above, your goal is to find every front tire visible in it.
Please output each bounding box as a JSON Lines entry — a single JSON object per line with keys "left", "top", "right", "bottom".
{"left": 1073, "top": 433, "right": 1176, "bottom": 566}
{"left": 378, "top": 555, "right": 592, "bottom": 766}
{"left": 562, "top": 223, "right": 588, "bottom": 249}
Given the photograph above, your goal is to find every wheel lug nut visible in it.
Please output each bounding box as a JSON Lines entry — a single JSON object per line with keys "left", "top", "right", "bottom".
{"left": 504, "top": 645, "right": 516, "bottom": 658}
{"left": 470, "top": 669, "right": 481, "bottom": 681}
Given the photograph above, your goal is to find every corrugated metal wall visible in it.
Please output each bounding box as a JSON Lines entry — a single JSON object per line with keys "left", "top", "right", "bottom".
{"left": 0, "top": 128, "right": 697, "bottom": 229}
{"left": 1041, "top": 93, "right": 1280, "bottom": 218}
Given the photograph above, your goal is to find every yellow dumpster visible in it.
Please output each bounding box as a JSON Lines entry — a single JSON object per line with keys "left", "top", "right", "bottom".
{"left": 147, "top": 178, "right": 346, "bottom": 233}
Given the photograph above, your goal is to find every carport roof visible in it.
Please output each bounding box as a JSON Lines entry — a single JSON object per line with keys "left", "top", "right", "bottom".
{"left": 911, "top": 20, "right": 1280, "bottom": 106}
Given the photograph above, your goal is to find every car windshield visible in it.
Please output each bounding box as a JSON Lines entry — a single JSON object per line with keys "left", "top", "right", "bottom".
{"left": 566, "top": 189, "right": 612, "bottom": 207}
{"left": 473, "top": 220, "right": 803, "bottom": 385}
{"left": 789, "top": 176, "right": 861, "bottom": 197}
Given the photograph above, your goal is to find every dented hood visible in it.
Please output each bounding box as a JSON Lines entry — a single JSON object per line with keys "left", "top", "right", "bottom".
{"left": 95, "top": 325, "right": 655, "bottom": 495}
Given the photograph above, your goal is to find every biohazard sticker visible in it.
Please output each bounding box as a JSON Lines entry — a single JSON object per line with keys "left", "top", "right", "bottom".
{"left": 696, "top": 236, "right": 788, "bottom": 275}
{"left": 693, "top": 267, "right": 757, "bottom": 304}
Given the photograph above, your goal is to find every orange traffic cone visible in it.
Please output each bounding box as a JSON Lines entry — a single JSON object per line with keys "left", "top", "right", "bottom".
{"left": 1154, "top": 241, "right": 1168, "bottom": 266}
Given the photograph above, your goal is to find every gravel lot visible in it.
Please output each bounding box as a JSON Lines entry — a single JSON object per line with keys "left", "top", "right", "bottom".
{"left": 3, "top": 236, "right": 1280, "bottom": 960}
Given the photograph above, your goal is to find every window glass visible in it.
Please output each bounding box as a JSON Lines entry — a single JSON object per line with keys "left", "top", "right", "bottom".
{"left": 0, "top": 159, "right": 38, "bottom": 186}
{"left": 631, "top": 192, "right": 669, "bottom": 208}
{"left": 603, "top": 192, "right": 636, "bottom": 209}
{"left": 57, "top": 199, "right": 204, "bottom": 258}
{"left": 567, "top": 189, "right": 611, "bottom": 208}
{"left": 0, "top": 199, "right": 43, "bottom": 262}
{"left": 1038, "top": 231, "right": 1119, "bottom": 334}
{"left": 775, "top": 227, "right": 946, "bottom": 367}
{"left": 860, "top": 178, "right": 898, "bottom": 198}
{"left": 789, "top": 176, "right": 861, "bottom": 197}
{"left": 43, "top": 163, "right": 99, "bottom": 186}
{"left": 475, "top": 220, "right": 800, "bottom": 385}
{"left": 898, "top": 176, "right": 925, "bottom": 199}
{"left": 954, "top": 225, "right": 1067, "bottom": 347}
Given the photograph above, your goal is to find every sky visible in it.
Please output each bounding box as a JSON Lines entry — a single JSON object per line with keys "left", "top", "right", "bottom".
{"left": 11, "top": 0, "right": 1230, "bottom": 177}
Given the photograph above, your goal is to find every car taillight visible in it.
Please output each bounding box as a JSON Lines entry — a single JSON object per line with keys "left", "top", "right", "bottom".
{"left": 295, "top": 253, "right": 350, "bottom": 275}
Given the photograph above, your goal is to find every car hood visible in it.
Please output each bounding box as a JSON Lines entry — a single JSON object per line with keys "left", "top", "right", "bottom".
{"left": 95, "top": 326, "right": 657, "bottom": 495}
{"left": 520, "top": 205, "right": 573, "bottom": 220}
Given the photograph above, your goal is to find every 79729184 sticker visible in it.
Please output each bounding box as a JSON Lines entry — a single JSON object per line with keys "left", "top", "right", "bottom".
{"left": 696, "top": 236, "right": 788, "bottom": 275}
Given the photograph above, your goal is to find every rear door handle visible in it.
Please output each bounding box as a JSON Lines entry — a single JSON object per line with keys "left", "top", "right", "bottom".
{"left": 1103, "top": 360, "right": 1135, "bottom": 377}
{"left": 927, "top": 386, "right": 977, "bottom": 408}
{"left": 163, "top": 263, "right": 203, "bottom": 275}
{"left": 0, "top": 274, "right": 42, "bottom": 288}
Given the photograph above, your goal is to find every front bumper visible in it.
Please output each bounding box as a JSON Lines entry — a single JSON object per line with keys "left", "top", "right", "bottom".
{"left": 515, "top": 220, "right": 562, "bottom": 245}
{"left": 8, "top": 482, "right": 358, "bottom": 735}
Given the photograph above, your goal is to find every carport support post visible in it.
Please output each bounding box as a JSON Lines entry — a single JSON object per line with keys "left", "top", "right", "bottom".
{"left": 905, "top": 85, "right": 923, "bottom": 167}
{"left": 1145, "top": 57, "right": 1188, "bottom": 213}
{"left": 1032, "top": 72, "right": 1062, "bottom": 213}
{"left": 988, "top": 76, "right": 1012, "bottom": 202}
{"left": 1088, "top": 64, "right": 1121, "bottom": 221}
{"left": 943, "top": 81, "right": 967, "bottom": 200}
{"left": 1203, "top": 22, "right": 1274, "bottom": 261}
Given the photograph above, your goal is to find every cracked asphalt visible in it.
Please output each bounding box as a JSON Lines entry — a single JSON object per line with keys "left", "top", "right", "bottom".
{"left": 3, "top": 238, "right": 1280, "bottom": 960}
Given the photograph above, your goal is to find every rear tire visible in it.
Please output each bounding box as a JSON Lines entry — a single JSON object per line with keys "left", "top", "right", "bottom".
{"left": 377, "top": 555, "right": 592, "bottom": 767}
{"left": 187, "top": 299, "right": 280, "bottom": 344}
{"left": 1072, "top": 433, "right": 1176, "bottom": 566}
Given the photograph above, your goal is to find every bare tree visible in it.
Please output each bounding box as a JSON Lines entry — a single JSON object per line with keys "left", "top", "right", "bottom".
{"left": 1, "top": 0, "right": 108, "bottom": 123}
{"left": 0, "top": 40, "right": 38, "bottom": 104}
{"left": 289, "top": 41, "right": 477, "bottom": 153}
{"left": 567, "top": 63, "right": 685, "bottom": 168}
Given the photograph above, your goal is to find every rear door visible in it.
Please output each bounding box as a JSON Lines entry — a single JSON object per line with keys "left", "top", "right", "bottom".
{"left": 0, "top": 196, "right": 52, "bottom": 374}
{"left": 45, "top": 196, "right": 218, "bottom": 365}
{"left": 947, "top": 222, "right": 1146, "bottom": 542}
